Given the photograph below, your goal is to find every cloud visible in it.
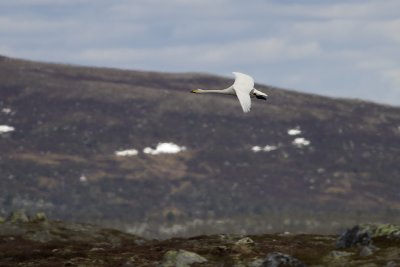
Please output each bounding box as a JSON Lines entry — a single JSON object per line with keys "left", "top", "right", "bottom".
{"left": 382, "top": 69, "right": 400, "bottom": 88}
{"left": 171, "top": 19, "right": 254, "bottom": 41}
{"left": 260, "top": 0, "right": 400, "bottom": 20}
{"left": 0, "top": 16, "right": 76, "bottom": 33}
{"left": 111, "top": 0, "right": 232, "bottom": 20}
{"left": 292, "top": 18, "right": 400, "bottom": 47}
{"left": 0, "top": 0, "right": 95, "bottom": 6}
{"left": 79, "top": 38, "right": 321, "bottom": 70}
{"left": 370, "top": 19, "right": 400, "bottom": 44}
{"left": 0, "top": 0, "right": 400, "bottom": 106}
{"left": 0, "top": 45, "right": 12, "bottom": 55}
{"left": 356, "top": 59, "right": 397, "bottom": 71}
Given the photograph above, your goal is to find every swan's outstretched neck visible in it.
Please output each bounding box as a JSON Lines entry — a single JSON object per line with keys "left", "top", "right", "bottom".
{"left": 191, "top": 87, "right": 234, "bottom": 94}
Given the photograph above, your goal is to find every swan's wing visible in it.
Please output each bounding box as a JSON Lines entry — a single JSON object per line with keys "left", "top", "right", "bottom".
{"left": 232, "top": 72, "right": 254, "bottom": 91}
{"left": 232, "top": 72, "right": 254, "bottom": 113}
{"left": 235, "top": 89, "right": 251, "bottom": 112}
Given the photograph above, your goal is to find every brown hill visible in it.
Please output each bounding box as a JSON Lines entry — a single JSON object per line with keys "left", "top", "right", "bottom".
{"left": 1, "top": 55, "right": 400, "bottom": 238}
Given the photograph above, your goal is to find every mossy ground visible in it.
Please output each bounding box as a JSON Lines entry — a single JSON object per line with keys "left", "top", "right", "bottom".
{"left": 1, "top": 220, "right": 399, "bottom": 266}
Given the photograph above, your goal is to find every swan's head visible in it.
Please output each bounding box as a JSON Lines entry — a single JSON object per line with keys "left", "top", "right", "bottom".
{"left": 191, "top": 89, "right": 202, "bottom": 93}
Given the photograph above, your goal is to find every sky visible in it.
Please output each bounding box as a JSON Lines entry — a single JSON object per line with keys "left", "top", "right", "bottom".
{"left": 1, "top": 0, "right": 400, "bottom": 106}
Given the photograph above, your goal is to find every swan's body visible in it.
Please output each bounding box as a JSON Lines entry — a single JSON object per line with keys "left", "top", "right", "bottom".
{"left": 191, "top": 72, "right": 268, "bottom": 113}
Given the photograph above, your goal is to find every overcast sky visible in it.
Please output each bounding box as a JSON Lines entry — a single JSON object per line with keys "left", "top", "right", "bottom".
{"left": 1, "top": 0, "right": 400, "bottom": 106}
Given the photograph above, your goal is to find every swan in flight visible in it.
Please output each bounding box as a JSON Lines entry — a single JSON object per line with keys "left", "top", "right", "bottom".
{"left": 191, "top": 72, "right": 268, "bottom": 113}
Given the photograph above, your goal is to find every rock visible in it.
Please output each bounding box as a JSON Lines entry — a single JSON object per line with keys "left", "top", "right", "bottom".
{"left": 322, "top": 250, "right": 353, "bottom": 266}
{"left": 248, "top": 258, "right": 264, "bottom": 267}
{"left": 31, "top": 212, "right": 48, "bottom": 223}
{"left": 380, "top": 248, "right": 400, "bottom": 262}
{"left": 336, "top": 225, "right": 372, "bottom": 248}
{"left": 6, "top": 210, "right": 29, "bottom": 223}
{"left": 160, "top": 249, "right": 207, "bottom": 267}
{"left": 234, "top": 237, "right": 255, "bottom": 254}
{"left": 89, "top": 247, "right": 106, "bottom": 252}
{"left": 212, "top": 245, "right": 231, "bottom": 255}
{"left": 121, "top": 261, "right": 135, "bottom": 267}
{"left": 384, "top": 261, "right": 399, "bottom": 267}
{"left": 359, "top": 245, "right": 374, "bottom": 257}
{"left": 326, "top": 250, "right": 353, "bottom": 260}
{"left": 235, "top": 237, "right": 255, "bottom": 245}
{"left": 337, "top": 224, "right": 400, "bottom": 250}
{"left": 261, "top": 252, "right": 307, "bottom": 267}
{"left": 359, "top": 224, "right": 400, "bottom": 239}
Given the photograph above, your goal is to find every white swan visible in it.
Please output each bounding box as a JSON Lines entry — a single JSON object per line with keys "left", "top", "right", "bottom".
{"left": 191, "top": 72, "right": 268, "bottom": 113}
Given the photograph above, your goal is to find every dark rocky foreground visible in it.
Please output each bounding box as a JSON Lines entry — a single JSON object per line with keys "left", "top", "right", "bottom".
{"left": 1, "top": 211, "right": 399, "bottom": 267}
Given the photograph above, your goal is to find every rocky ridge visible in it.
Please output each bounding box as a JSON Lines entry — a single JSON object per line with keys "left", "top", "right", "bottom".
{"left": 0, "top": 211, "right": 399, "bottom": 267}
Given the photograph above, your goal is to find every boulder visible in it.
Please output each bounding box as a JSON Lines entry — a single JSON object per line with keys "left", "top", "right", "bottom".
{"left": 359, "top": 245, "right": 374, "bottom": 257}
{"left": 160, "top": 249, "right": 207, "bottom": 267}
{"left": 359, "top": 224, "right": 400, "bottom": 239}
{"left": 261, "top": 252, "right": 307, "bottom": 267}
{"left": 235, "top": 237, "right": 255, "bottom": 245}
{"left": 337, "top": 224, "right": 400, "bottom": 249}
{"left": 248, "top": 258, "right": 264, "bottom": 267}
{"left": 322, "top": 250, "right": 354, "bottom": 265}
{"left": 233, "top": 237, "right": 255, "bottom": 254}
{"left": 31, "top": 212, "right": 48, "bottom": 223}
{"left": 336, "top": 225, "right": 372, "bottom": 248}
{"left": 6, "top": 210, "right": 29, "bottom": 223}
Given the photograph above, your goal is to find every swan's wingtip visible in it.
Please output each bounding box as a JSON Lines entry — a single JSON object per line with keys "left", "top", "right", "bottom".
{"left": 242, "top": 107, "right": 251, "bottom": 113}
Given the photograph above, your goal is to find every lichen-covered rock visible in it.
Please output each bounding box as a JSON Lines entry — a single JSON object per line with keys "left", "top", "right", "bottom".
{"left": 337, "top": 224, "right": 400, "bottom": 249}
{"left": 261, "top": 252, "right": 306, "bottom": 267}
{"left": 322, "top": 250, "right": 354, "bottom": 265}
{"left": 235, "top": 237, "right": 255, "bottom": 245}
{"left": 234, "top": 237, "right": 255, "bottom": 254}
{"left": 358, "top": 224, "right": 400, "bottom": 239}
{"left": 160, "top": 249, "right": 207, "bottom": 267}
{"left": 384, "top": 261, "right": 399, "bottom": 267}
{"left": 6, "top": 210, "right": 29, "bottom": 223}
{"left": 31, "top": 212, "right": 48, "bottom": 223}
{"left": 359, "top": 245, "right": 374, "bottom": 257}
{"left": 248, "top": 258, "right": 264, "bottom": 267}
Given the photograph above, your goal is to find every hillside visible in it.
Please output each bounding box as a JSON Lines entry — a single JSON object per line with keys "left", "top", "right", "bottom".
{"left": 0, "top": 55, "right": 400, "bottom": 238}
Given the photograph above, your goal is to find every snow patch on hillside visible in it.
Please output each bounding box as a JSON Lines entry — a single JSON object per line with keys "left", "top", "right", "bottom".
{"left": 292, "top": 137, "right": 311, "bottom": 147}
{"left": 1, "top": 108, "right": 12, "bottom": 114}
{"left": 115, "top": 149, "right": 139, "bottom": 156}
{"left": 0, "top": 125, "right": 15, "bottom": 133}
{"left": 288, "top": 127, "right": 302, "bottom": 136}
{"left": 144, "top": 142, "right": 186, "bottom": 155}
{"left": 251, "top": 145, "right": 278, "bottom": 152}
